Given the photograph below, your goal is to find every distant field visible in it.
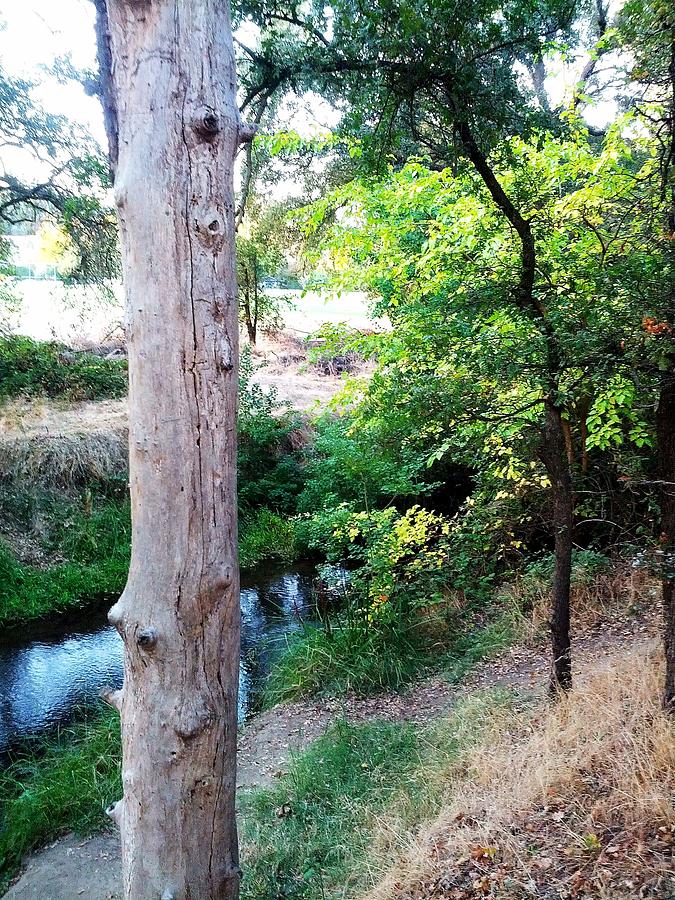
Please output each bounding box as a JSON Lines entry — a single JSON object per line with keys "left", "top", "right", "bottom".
{"left": 6, "top": 281, "right": 380, "bottom": 344}
{"left": 266, "top": 289, "right": 381, "bottom": 334}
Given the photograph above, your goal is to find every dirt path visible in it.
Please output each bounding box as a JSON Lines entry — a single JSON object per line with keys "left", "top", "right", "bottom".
{"left": 3, "top": 612, "right": 657, "bottom": 900}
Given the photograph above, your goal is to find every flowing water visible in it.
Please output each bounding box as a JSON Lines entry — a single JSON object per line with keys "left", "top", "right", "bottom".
{"left": 0, "top": 563, "right": 318, "bottom": 754}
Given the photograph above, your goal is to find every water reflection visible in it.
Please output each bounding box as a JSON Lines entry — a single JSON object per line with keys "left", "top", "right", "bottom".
{"left": 0, "top": 564, "right": 316, "bottom": 753}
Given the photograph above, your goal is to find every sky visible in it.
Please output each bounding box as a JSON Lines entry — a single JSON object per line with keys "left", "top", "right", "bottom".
{"left": 0, "top": 0, "right": 104, "bottom": 142}
{"left": 0, "top": 0, "right": 618, "bottom": 186}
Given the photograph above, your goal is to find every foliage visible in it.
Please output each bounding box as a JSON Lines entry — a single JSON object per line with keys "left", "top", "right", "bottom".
{"left": 0, "top": 336, "right": 127, "bottom": 401}
{"left": 0, "top": 63, "right": 119, "bottom": 283}
{"left": 0, "top": 709, "right": 122, "bottom": 884}
{"left": 238, "top": 345, "right": 306, "bottom": 513}
{"left": 239, "top": 508, "right": 297, "bottom": 569}
{"left": 237, "top": 201, "right": 296, "bottom": 343}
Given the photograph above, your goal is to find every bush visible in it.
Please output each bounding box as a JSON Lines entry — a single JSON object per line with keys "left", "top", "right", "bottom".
{"left": 238, "top": 345, "right": 306, "bottom": 514}
{"left": 0, "top": 336, "right": 127, "bottom": 401}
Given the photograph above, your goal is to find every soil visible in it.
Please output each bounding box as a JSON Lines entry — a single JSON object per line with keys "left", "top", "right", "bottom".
{"left": 2, "top": 612, "right": 658, "bottom": 900}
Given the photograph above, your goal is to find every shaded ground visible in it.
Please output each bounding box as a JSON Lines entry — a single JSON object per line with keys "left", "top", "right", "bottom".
{"left": 3, "top": 612, "right": 658, "bottom": 899}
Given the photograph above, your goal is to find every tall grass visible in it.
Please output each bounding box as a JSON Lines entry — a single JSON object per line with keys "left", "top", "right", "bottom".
{"left": 0, "top": 710, "right": 121, "bottom": 887}
{"left": 264, "top": 610, "right": 517, "bottom": 704}
{"left": 0, "top": 497, "right": 131, "bottom": 626}
{"left": 239, "top": 507, "right": 297, "bottom": 570}
{"left": 368, "top": 645, "right": 675, "bottom": 899}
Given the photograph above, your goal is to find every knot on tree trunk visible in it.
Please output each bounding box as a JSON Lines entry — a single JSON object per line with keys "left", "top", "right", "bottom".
{"left": 136, "top": 627, "right": 158, "bottom": 650}
{"left": 191, "top": 106, "right": 221, "bottom": 141}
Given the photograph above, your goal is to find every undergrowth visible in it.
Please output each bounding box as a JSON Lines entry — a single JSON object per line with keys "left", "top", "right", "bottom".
{"left": 239, "top": 507, "right": 297, "bottom": 570}
{"left": 0, "top": 495, "right": 131, "bottom": 626}
{"left": 0, "top": 336, "right": 127, "bottom": 402}
{"left": 264, "top": 611, "right": 517, "bottom": 704}
{"left": 241, "top": 694, "right": 506, "bottom": 899}
{"left": 0, "top": 709, "right": 122, "bottom": 891}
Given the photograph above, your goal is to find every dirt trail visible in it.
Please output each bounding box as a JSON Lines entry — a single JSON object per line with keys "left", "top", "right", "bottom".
{"left": 3, "top": 613, "right": 658, "bottom": 900}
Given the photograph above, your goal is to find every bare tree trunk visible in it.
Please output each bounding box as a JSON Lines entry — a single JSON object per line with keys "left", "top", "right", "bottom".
{"left": 95, "top": 1, "right": 249, "bottom": 896}
{"left": 541, "top": 401, "right": 574, "bottom": 693}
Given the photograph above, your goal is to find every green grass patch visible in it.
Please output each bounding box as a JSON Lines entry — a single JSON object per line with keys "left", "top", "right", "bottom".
{"left": 264, "top": 609, "right": 518, "bottom": 705}
{"left": 0, "top": 336, "right": 127, "bottom": 402}
{"left": 239, "top": 507, "right": 297, "bottom": 570}
{"left": 240, "top": 692, "right": 509, "bottom": 898}
{"left": 0, "top": 709, "right": 122, "bottom": 889}
{"left": 0, "top": 498, "right": 298, "bottom": 627}
{"left": 0, "top": 496, "right": 131, "bottom": 627}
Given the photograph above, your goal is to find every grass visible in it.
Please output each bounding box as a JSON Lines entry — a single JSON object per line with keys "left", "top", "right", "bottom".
{"left": 0, "top": 696, "right": 502, "bottom": 896}
{"left": 264, "top": 609, "right": 517, "bottom": 705}
{"left": 239, "top": 507, "right": 297, "bottom": 570}
{"left": 0, "top": 496, "right": 299, "bottom": 627}
{"left": 0, "top": 335, "right": 127, "bottom": 402}
{"left": 369, "top": 645, "right": 675, "bottom": 899}
{"left": 0, "top": 709, "right": 122, "bottom": 891}
{"left": 240, "top": 693, "right": 510, "bottom": 898}
{"left": 0, "top": 430, "right": 128, "bottom": 490}
{"left": 0, "top": 495, "right": 131, "bottom": 627}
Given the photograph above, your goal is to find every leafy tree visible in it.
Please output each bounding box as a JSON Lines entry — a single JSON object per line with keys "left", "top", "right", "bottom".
{"left": 236, "top": 202, "right": 292, "bottom": 344}
{"left": 0, "top": 63, "right": 118, "bottom": 284}
{"left": 237, "top": 0, "right": 619, "bottom": 691}
{"left": 301, "top": 118, "right": 665, "bottom": 688}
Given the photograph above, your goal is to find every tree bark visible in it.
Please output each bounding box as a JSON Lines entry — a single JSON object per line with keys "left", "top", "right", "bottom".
{"left": 541, "top": 401, "right": 574, "bottom": 693}
{"left": 97, "top": 1, "right": 244, "bottom": 896}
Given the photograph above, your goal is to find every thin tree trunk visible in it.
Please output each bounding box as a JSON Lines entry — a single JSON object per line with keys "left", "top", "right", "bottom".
{"left": 452, "top": 112, "right": 574, "bottom": 693}
{"left": 96, "top": 1, "right": 248, "bottom": 896}
{"left": 541, "top": 401, "right": 574, "bottom": 693}
{"left": 658, "top": 373, "right": 675, "bottom": 713}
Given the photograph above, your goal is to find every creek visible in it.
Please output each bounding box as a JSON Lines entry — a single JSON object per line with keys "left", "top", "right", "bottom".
{"left": 0, "top": 562, "right": 318, "bottom": 754}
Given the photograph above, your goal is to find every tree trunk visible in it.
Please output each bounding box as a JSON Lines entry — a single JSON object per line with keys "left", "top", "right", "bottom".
{"left": 451, "top": 113, "right": 575, "bottom": 694}
{"left": 97, "top": 1, "right": 246, "bottom": 896}
{"left": 657, "top": 373, "right": 675, "bottom": 713}
{"left": 541, "top": 401, "right": 574, "bottom": 693}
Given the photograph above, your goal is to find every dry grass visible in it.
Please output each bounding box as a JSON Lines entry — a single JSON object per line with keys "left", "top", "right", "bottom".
{"left": 500, "top": 561, "right": 658, "bottom": 639}
{"left": 0, "top": 429, "right": 128, "bottom": 488}
{"left": 368, "top": 644, "right": 675, "bottom": 899}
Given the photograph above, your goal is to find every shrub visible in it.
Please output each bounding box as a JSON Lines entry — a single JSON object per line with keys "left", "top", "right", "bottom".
{"left": 238, "top": 345, "right": 306, "bottom": 514}
{"left": 0, "top": 336, "right": 127, "bottom": 401}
